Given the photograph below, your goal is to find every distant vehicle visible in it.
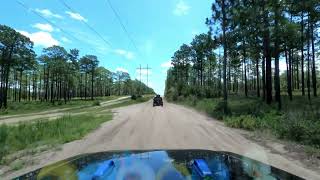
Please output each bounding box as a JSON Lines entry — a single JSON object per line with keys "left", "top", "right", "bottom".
{"left": 16, "top": 150, "right": 303, "bottom": 180}
{"left": 153, "top": 95, "right": 163, "bottom": 107}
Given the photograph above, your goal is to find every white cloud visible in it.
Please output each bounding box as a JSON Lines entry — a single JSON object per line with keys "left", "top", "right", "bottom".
{"left": 61, "top": 37, "right": 71, "bottom": 43}
{"left": 114, "top": 49, "right": 134, "bottom": 60}
{"left": 32, "top": 23, "right": 54, "bottom": 32}
{"left": 173, "top": 0, "right": 190, "bottom": 16}
{"left": 66, "top": 11, "right": 88, "bottom": 22}
{"left": 116, "top": 67, "right": 128, "bottom": 73}
{"left": 35, "top": 9, "right": 63, "bottom": 19}
{"left": 18, "top": 30, "right": 59, "bottom": 47}
{"left": 161, "top": 60, "right": 173, "bottom": 68}
{"left": 66, "top": 29, "right": 111, "bottom": 56}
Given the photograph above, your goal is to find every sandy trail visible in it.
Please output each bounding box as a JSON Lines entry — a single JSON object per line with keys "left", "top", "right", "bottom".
{"left": 0, "top": 96, "right": 130, "bottom": 125}
{"left": 1, "top": 100, "right": 319, "bottom": 179}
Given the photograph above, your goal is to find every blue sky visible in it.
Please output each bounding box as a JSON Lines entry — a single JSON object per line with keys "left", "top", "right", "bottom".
{"left": 0, "top": 0, "right": 212, "bottom": 94}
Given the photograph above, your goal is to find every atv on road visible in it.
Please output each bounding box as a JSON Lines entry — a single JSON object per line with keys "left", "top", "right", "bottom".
{"left": 153, "top": 95, "right": 163, "bottom": 107}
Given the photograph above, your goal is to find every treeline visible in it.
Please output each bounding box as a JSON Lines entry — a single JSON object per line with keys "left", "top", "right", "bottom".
{"left": 0, "top": 25, "right": 153, "bottom": 109}
{"left": 165, "top": 0, "right": 319, "bottom": 110}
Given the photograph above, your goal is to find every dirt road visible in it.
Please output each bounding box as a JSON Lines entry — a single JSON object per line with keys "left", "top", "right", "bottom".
{"left": 0, "top": 96, "right": 130, "bottom": 125}
{"left": 2, "top": 100, "right": 320, "bottom": 179}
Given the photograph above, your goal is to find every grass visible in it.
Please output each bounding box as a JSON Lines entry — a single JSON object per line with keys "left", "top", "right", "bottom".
{"left": 10, "top": 160, "right": 24, "bottom": 171}
{"left": 0, "top": 96, "right": 121, "bottom": 116}
{"left": 67, "top": 95, "right": 152, "bottom": 114}
{"left": 173, "top": 94, "right": 320, "bottom": 149}
{"left": 0, "top": 94, "right": 152, "bottom": 165}
{"left": 0, "top": 113, "right": 112, "bottom": 163}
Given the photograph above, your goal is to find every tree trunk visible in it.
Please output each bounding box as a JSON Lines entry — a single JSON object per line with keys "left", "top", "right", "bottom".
{"left": 222, "top": 0, "right": 228, "bottom": 110}
{"left": 243, "top": 42, "right": 248, "bottom": 97}
{"left": 256, "top": 58, "right": 260, "bottom": 97}
{"left": 18, "top": 71, "right": 22, "bottom": 102}
{"left": 91, "top": 71, "right": 94, "bottom": 100}
{"left": 285, "top": 48, "right": 293, "bottom": 100}
{"left": 263, "top": 3, "right": 272, "bottom": 104}
{"left": 274, "top": 6, "right": 281, "bottom": 110}
{"left": 14, "top": 70, "right": 17, "bottom": 101}
{"left": 50, "top": 73, "right": 54, "bottom": 103}
{"left": 310, "top": 19, "right": 317, "bottom": 97}
{"left": 262, "top": 56, "right": 266, "bottom": 100}
{"left": 296, "top": 54, "right": 299, "bottom": 89}
{"left": 0, "top": 64, "right": 3, "bottom": 109}
{"left": 291, "top": 50, "right": 294, "bottom": 90}
{"left": 218, "top": 56, "right": 222, "bottom": 97}
{"left": 3, "top": 66, "right": 10, "bottom": 108}
{"left": 39, "top": 71, "right": 42, "bottom": 101}
{"left": 85, "top": 73, "right": 87, "bottom": 100}
{"left": 307, "top": 14, "right": 311, "bottom": 100}
{"left": 28, "top": 74, "right": 31, "bottom": 101}
{"left": 301, "top": 12, "right": 305, "bottom": 96}
{"left": 80, "top": 73, "right": 83, "bottom": 99}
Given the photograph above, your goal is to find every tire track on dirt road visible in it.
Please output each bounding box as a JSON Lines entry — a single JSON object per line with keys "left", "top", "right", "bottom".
{"left": 1, "top": 100, "right": 320, "bottom": 179}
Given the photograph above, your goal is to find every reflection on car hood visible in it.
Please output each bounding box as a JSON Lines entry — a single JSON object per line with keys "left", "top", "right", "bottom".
{"left": 14, "top": 150, "right": 303, "bottom": 180}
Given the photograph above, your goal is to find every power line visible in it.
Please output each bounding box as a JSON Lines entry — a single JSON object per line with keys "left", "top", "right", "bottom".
{"left": 16, "top": 0, "right": 102, "bottom": 54}
{"left": 106, "top": 0, "right": 142, "bottom": 57}
{"left": 137, "top": 64, "right": 142, "bottom": 95}
{"left": 107, "top": 0, "right": 151, "bottom": 85}
{"left": 58, "top": 0, "right": 113, "bottom": 47}
{"left": 143, "top": 64, "right": 151, "bottom": 88}
{"left": 16, "top": 0, "right": 85, "bottom": 45}
{"left": 136, "top": 64, "right": 151, "bottom": 89}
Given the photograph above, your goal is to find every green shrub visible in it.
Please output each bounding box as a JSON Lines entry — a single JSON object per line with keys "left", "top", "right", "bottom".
{"left": 10, "top": 160, "right": 24, "bottom": 170}
{"left": 0, "top": 109, "right": 9, "bottom": 115}
{"left": 275, "top": 111, "right": 320, "bottom": 147}
{"left": 131, "top": 95, "right": 137, "bottom": 100}
{"left": 212, "top": 100, "right": 231, "bottom": 119}
{"left": 0, "top": 125, "right": 8, "bottom": 162}
{"left": 92, "top": 100, "right": 101, "bottom": 106}
{"left": 224, "top": 115, "right": 258, "bottom": 131}
{"left": 173, "top": 94, "right": 320, "bottom": 148}
{"left": 188, "top": 95, "right": 198, "bottom": 106}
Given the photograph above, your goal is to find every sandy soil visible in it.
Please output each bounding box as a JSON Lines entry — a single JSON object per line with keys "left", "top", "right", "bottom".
{"left": 1, "top": 100, "right": 319, "bottom": 179}
{"left": 0, "top": 96, "right": 130, "bottom": 125}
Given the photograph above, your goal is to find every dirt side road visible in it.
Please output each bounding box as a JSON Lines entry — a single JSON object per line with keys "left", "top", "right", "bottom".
{"left": 2, "top": 100, "right": 320, "bottom": 179}
{"left": 0, "top": 96, "right": 130, "bottom": 125}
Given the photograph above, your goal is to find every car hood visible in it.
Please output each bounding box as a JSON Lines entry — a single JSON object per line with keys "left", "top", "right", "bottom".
{"left": 14, "top": 150, "right": 303, "bottom": 180}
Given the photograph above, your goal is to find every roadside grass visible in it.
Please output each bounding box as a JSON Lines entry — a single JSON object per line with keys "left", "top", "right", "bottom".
{"left": 67, "top": 95, "right": 151, "bottom": 114}
{"left": 0, "top": 94, "right": 152, "bottom": 165}
{"left": 0, "top": 113, "right": 112, "bottom": 164}
{"left": 0, "top": 96, "right": 120, "bottom": 116}
{"left": 174, "top": 94, "right": 320, "bottom": 149}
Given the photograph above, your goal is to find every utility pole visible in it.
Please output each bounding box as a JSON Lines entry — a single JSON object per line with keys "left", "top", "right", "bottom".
{"left": 136, "top": 64, "right": 142, "bottom": 95}
{"left": 143, "top": 64, "right": 151, "bottom": 87}
{"left": 136, "top": 64, "right": 152, "bottom": 95}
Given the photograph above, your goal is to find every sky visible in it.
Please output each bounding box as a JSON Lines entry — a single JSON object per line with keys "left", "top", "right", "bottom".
{"left": 0, "top": 0, "right": 213, "bottom": 95}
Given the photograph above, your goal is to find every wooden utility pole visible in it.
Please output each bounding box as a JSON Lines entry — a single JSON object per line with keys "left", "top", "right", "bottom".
{"left": 136, "top": 64, "right": 152, "bottom": 95}
{"left": 136, "top": 64, "right": 142, "bottom": 95}
{"left": 142, "top": 64, "right": 151, "bottom": 87}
